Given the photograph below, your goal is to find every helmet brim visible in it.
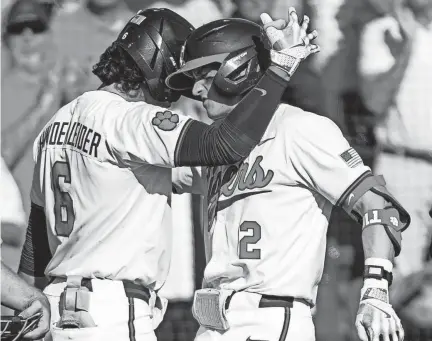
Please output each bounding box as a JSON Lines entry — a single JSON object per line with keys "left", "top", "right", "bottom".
{"left": 165, "top": 52, "right": 230, "bottom": 90}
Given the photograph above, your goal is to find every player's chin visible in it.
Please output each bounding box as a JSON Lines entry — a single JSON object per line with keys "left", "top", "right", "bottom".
{"left": 203, "top": 99, "right": 229, "bottom": 121}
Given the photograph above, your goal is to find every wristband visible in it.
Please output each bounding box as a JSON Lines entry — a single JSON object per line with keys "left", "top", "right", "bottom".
{"left": 364, "top": 258, "right": 393, "bottom": 286}
{"left": 364, "top": 265, "right": 393, "bottom": 286}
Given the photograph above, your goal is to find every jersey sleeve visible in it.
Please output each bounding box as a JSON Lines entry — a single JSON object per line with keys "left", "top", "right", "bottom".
{"left": 108, "top": 102, "right": 194, "bottom": 168}
{"left": 288, "top": 115, "right": 371, "bottom": 205}
{"left": 172, "top": 166, "right": 206, "bottom": 195}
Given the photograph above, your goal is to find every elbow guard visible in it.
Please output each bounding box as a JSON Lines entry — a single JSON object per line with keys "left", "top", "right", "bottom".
{"left": 339, "top": 172, "right": 411, "bottom": 256}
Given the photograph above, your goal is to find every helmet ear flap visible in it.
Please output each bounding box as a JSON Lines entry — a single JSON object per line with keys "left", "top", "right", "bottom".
{"left": 209, "top": 44, "right": 264, "bottom": 105}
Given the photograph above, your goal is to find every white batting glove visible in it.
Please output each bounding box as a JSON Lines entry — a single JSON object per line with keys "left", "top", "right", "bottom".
{"left": 260, "top": 7, "right": 319, "bottom": 77}
{"left": 356, "top": 258, "right": 404, "bottom": 341}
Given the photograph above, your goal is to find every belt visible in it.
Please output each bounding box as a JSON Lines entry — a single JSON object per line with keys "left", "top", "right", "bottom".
{"left": 49, "top": 277, "right": 151, "bottom": 303}
{"left": 381, "top": 145, "right": 432, "bottom": 164}
{"left": 225, "top": 292, "right": 312, "bottom": 310}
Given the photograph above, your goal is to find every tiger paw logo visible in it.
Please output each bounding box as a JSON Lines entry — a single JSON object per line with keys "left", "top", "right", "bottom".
{"left": 152, "top": 111, "right": 179, "bottom": 131}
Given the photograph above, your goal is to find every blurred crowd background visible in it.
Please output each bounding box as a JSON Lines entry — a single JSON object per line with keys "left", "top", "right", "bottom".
{"left": 1, "top": 0, "right": 431, "bottom": 340}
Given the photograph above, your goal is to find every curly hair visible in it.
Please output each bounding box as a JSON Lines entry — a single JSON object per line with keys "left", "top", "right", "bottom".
{"left": 92, "top": 43, "right": 145, "bottom": 94}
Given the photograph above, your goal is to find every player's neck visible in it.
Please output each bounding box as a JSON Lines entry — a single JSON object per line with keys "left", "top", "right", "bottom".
{"left": 100, "top": 83, "right": 144, "bottom": 102}
{"left": 100, "top": 83, "right": 170, "bottom": 108}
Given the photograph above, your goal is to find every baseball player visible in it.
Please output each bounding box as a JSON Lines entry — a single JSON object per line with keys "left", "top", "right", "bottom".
{"left": 168, "top": 8, "right": 410, "bottom": 341}
{"left": 16, "top": 8, "right": 313, "bottom": 341}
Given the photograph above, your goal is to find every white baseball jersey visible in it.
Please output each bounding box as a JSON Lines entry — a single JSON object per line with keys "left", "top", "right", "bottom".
{"left": 173, "top": 104, "right": 370, "bottom": 305}
{"left": 31, "top": 90, "right": 192, "bottom": 291}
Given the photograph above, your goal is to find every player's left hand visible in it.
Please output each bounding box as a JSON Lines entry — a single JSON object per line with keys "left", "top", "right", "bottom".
{"left": 18, "top": 295, "right": 51, "bottom": 339}
{"left": 355, "top": 298, "right": 404, "bottom": 341}
{"left": 260, "top": 7, "right": 319, "bottom": 54}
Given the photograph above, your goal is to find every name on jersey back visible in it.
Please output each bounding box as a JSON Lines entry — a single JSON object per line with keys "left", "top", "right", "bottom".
{"left": 38, "top": 121, "right": 102, "bottom": 157}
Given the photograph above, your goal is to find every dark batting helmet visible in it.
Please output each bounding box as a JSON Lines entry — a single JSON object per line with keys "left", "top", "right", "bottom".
{"left": 165, "top": 18, "right": 270, "bottom": 105}
{"left": 114, "top": 8, "right": 195, "bottom": 103}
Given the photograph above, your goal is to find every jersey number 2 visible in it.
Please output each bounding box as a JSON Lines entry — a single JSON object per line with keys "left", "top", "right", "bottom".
{"left": 239, "top": 221, "right": 261, "bottom": 259}
{"left": 51, "top": 161, "right": 75, "bottom": 237}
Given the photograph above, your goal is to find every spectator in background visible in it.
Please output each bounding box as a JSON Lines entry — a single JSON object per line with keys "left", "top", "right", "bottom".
{"left": 1, "top": 68, "right": 60, "bottom": 286}
{"left": 50, "top": 0, "right": 133, "bottom": 101}
{"left": 308, "top": 2, "right": 395, "bottom": 340}
{"left": 359, "top": 0, "right": 432, "bottom": 338}
{"left": 1, "top": 3, "right": 81, "bottom": 320}
{"left": 310, "top": 0, "right": 388, "bottom": 137}
{"left": 231, "top": 0, "right": 278, "bottom": 22}
{"left": 229, "top": 0, "right": 302, "bottom": 23}
{"left": 142, "top": 0, "right": 225, "bottom": 27}
{"left": 1, "top": 0, "right": 62, "bottom": 216}
{"left": 2, "top": 61, "right": 65, "bottom": 171}
{"left": 1, "top": 157, "right": 27, "bottom": 298}
{"left": 212, "top": 0, "right": 236, "bottom": 17}
{"left": 1, "top": 0, "right": 57, "bottom": 76}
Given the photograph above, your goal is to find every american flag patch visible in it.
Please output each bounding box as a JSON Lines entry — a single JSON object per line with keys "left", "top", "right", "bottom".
{"left": 340, "top": 148, "right": 363, "bottom": 168}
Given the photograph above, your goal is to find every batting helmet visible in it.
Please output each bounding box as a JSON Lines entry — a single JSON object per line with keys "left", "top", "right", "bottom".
{"left": 114, "top": 9, "right": 195, "bottom": 103}
{"left": 165, "top": 18, "right": 270, "bottom": 105}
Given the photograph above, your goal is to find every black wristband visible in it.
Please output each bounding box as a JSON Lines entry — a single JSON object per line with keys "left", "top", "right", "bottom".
{"left": 363, "top": 265, "right": 393, "bottom": 286}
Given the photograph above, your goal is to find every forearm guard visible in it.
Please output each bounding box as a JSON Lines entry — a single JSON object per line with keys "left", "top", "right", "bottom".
{"left": 339, "top": 172, "right": 411, "bottom": 256}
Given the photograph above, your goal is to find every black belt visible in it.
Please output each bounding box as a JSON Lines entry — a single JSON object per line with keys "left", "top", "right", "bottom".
{"left": 381, "top": 146, "right": 432, "bottom": 164}
{"left": 49, "top": 277, "right": 151, "bottom": 304}
{"left": 225, "top": 292, "right": 312, "bottom": 310}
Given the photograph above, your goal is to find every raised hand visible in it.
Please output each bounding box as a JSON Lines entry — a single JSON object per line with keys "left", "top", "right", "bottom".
{"left": 260, "top": 7, "right": 319, "bottom": 78}
{"left": 261, "top": 7, "right": 319, "bottom": 54}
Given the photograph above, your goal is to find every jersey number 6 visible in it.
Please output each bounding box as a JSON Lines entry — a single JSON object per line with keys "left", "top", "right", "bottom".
{"left": 51, "top": 161, "right": 75, "bottom": 237}
{"left": 238, "top": 221, "right": 261, "bottom": 259}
